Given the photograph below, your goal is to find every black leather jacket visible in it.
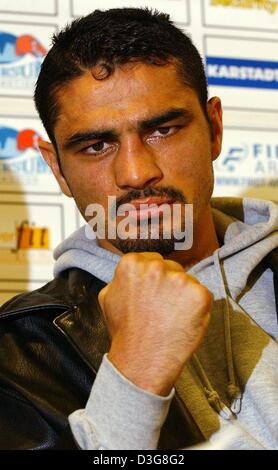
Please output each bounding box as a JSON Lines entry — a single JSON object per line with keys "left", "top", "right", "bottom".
{"left": 0, "top": 268, "right": 205, "bottom": 450}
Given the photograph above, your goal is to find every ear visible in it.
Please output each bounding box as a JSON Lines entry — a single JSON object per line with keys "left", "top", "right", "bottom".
{"left": 207, "top": 97, "right": 223, "bottom": 162}
{"left": 38, "top": 139, "right": 73, "bottom": 197}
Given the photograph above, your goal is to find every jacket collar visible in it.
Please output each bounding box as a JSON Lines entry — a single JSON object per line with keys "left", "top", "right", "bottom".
{"left": 53, "top": 268, "right": 110, "bottom": 374}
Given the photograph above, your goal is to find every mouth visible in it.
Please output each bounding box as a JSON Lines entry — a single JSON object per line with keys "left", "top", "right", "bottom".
{"left": 121, "top": 197, "right": 176, "bottom": 221}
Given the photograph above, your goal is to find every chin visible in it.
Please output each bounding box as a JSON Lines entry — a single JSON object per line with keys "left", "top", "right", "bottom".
{"left": 110, "top": 237, "right": 176, "bottom": 254}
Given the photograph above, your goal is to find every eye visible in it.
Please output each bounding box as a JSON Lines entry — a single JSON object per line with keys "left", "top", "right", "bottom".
{"left": 156, "top": 127, "right": 172, "bottom": 135}
{"left": 82, "top": 141, "right": 113, "bottom": 156}
{"left": 147, "top": 126, "right": 178, "bottom": 142}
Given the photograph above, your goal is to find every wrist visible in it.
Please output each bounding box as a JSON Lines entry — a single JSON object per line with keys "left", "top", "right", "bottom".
{"left": 108, "top": 349, "right": 174, "bottom": 397}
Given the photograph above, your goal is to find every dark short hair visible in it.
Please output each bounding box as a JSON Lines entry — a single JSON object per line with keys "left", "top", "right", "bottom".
{"left": 34, "top": 8, "right": 208, "bottom": 145}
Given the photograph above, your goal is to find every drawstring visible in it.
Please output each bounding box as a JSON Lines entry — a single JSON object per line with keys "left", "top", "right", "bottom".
{"left": 192, "top": 354, "right": 234, "bottom": 420}
{"left": 192, "top": 249, "right": 242, "bottom": 418}
{"left": 213, "top": 249, "right": 242, "bottom": 414}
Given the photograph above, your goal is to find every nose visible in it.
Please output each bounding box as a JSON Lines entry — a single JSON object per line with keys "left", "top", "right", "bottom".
{"left": 113, "top": 135, "right": 163, "bottom": 190}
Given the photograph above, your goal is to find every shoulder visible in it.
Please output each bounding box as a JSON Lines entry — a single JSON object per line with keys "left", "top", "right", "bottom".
{"left": 0, "top": 268, "right": 104, "bottom": 319}
{"left": 0, "top": 272, "right": 70, "bottom": 319}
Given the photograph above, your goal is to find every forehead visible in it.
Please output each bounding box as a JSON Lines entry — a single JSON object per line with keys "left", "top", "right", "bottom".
{"left": 55, "top": 63, "right": 200, "bottom": 138}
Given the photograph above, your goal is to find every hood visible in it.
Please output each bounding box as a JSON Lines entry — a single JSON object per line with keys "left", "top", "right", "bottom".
{"left": 189, "top": 197, "right": 278, "bottom": 300}
{"left": 187, "top": 197, "right": 278, "bottom": 420}
{"left": 54, "top": 227, "right": 121, "bottom": 284}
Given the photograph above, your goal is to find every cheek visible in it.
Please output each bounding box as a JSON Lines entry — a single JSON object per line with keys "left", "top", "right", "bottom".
{"left": 63, "top": 159, "right": 116, "bottom": 214}
{"left": 160, "top": 138, "right": 212, "bottom": 182}
{"left": 158, "top": 137, "right": 214, "bottom": 206}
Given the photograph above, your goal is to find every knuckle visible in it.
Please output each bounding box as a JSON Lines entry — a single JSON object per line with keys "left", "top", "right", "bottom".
{"left": 116, "top": 253, "right": 138, "bottom": 273}
{"left": 170, "top": 260, "right": 184, "bottom": 272}
{"left": 122, "top": 252, "right": 139, "bottom": 263}
{"left": 199, "top": 285, "right": 213, "bottom": 306}
{"left": 172, "top": 272, "right": 187, "bottom": 288}
{"left": 149, "top": 259, "right": 165, "bottom": 274}
{"left": 185, "top": 273, "right": 199, "bottom": 283}
{"left": 188, "top": 283, "right": 212, "bottom": 306}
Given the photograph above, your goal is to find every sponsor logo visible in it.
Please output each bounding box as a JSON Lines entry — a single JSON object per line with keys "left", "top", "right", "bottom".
{"left": 16, "top": 221, "right": 50, "bottom": 250}
{"left": 0, "top": 202, "right": 62, "bottom": 282}
{"left": 215, "top": 138, "right": 278, "bottom": 187}
{"left": 0, "top": 31, "right": 46, "bottom": 90}
{"left": 0, "top": 221, "right": 50, "bottom": 251}
{"left": 216, "top": 144, "right": 248, "bottom": 171}
{"left": 209, "top": 0, "right": 278, "bottom": 15}
{"left": 0, "top": 126, "right": 50, "bottom": 180}
{"left": 207, "top": 57, "right": 278, "bottom": 89}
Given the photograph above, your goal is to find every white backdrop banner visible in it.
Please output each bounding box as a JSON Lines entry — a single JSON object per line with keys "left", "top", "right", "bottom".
{"left": 0, "top": 0, "right": 277, "bottom": 302}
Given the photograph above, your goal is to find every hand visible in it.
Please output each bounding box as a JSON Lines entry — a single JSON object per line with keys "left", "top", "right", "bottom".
{"left": 98, "top": 252, "right": 212, "bottom": 396}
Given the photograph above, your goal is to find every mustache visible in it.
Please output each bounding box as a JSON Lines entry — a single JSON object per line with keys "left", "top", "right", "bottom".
{"left": 115, "top": 186, "right": 187, "bottom": 212}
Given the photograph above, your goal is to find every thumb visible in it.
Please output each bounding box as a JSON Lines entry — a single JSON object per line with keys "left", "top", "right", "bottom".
{"left": 98, "top": 284, "right": 110, "bottom": 311}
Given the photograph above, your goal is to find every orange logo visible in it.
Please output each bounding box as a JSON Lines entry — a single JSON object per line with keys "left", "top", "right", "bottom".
{"left": 16, "top": 221, "right": 49, "bottom": 250}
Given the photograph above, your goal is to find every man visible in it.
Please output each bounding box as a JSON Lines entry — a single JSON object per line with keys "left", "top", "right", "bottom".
{"left": 0, "top": 8, "right": 277, "bottom": 450}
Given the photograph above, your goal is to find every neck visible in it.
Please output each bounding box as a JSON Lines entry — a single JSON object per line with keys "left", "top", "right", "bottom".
{"left": 164, "top": 206, "right": 219, "bottom": 270}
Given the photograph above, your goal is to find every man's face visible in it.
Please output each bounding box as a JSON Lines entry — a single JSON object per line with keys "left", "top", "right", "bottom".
{"left": 40, "top": 62, "right": 222, "bottom": 255}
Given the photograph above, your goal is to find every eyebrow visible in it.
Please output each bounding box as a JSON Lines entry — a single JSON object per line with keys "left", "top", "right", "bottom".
{"left": 139, "top": 108, "right": 193, "bottom": 132}
{"left": 62, "top": 129, "right": 119, "bottom": 151}
{"left": 62, "top": 107, "right": 193, "bottom": 151}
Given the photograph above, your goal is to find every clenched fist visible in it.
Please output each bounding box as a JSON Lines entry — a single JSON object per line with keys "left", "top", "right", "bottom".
{"left": 98, "top": 252, "right": 212, "bottom": 396}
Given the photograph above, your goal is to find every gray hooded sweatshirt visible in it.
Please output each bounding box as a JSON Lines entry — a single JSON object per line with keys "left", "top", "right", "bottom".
{"left": 54, "top": 197, "right": 278, "bottom": 450}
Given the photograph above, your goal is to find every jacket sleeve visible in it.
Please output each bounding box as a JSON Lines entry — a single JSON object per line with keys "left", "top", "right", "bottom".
{"left": 0, "top": 386, "right": 78, "bottom": 450}
{"left": 0, "top": 293, "right": 84, "bottom": 450}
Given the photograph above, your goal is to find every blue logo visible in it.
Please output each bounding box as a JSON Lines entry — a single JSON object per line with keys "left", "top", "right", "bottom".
{"left": 216, "top": 144, "right": 248, "bottom": 172}
{"left": 0, "top": 32, "right": 47, "bottom": 90}
{"left": 0, "top": 126, "right": 50, "bottom": 176}
{"left": 0, "top": 126, "right": 41, "bottom": 159}
{"left": 0, "top": 32, "right": 46, "bottom": 64}
{"left": 206, "top": 56, "right": 278, "bottom": 89}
